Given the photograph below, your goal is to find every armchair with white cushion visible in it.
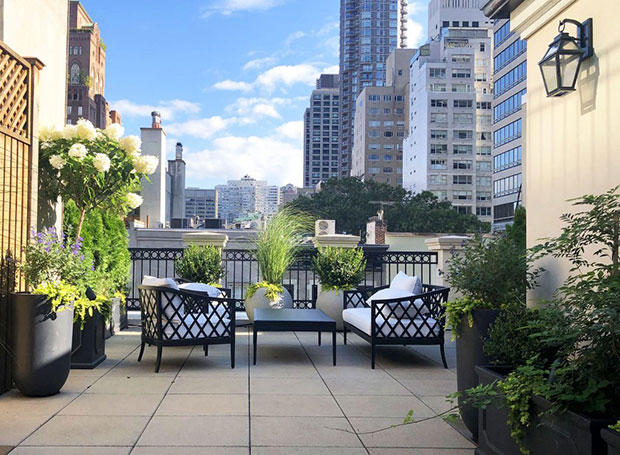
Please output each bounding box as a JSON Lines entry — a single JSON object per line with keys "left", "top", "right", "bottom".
{"left": 342, "top": 272, "right": 450, "bottom": 369}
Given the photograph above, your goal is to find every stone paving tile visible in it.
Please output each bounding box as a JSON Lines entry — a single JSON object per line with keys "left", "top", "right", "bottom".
{"left": 399, "top": 379, "right": 457, "bottom": 397}
{"left": 0, "top": 414, "right": 52, "bottom": 446}
{"left": 250, "top": 377, "right": 330, "bottom": 395}
{"left": 349, "top": 418, "right": 475, "bottom": 449}
{"left": 85, "top": 376, "right": 174, "bottom": 395}
{"left": 0, "top": 391, "right": 78, "bottom": 416}
{"left": 367, "top": 449, "right": 474, "bottom": 455}
{"left": 22, "top": 415, "right": 149, "bottom": 446}
{"left": 251, "top": 416, "right": 362, "bottom": 447}
{"left": 137, "top": 416, "right": 248, "bottom": 446}
{"left": 58, "top": 393, "right": 162, "bottom": 416}
{"left": 131, "top": 447, "right": 248, "bottom": 455}
{"left": 60, "top": 375, "right": 101, "bottom": 394}
{"left": 251, "top": 394, "right": 343, "bottom": 417}
{"left": 10, "top": 447, "right": 131, "bottom": 454}
{"left": 168, "top": 377, "right": 248, "bottom": 395}
{"left": 252, "top": 448, "right": 367, "bottom": 455}
{"left": 249, "top": 362, "right": 320, "bottom": 378}
{"left": 157, "top": 394, "right": 248, "bottom": 416}
{"left": 335, "top": 395, "right": 435, "bottom": 418}
{"left": 324, "top": 375, "right": 411, "bottom": 396}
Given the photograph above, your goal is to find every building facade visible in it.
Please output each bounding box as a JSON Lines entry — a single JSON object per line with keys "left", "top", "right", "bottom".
{"left": 67, "top": 1, "right": 108, "bottom": 128}
{"left": 185, "top": 188, "right": 217, "bottom": 221}
{"left": 303, "top": 74, "right": 340, "bottom": 188}
{"left": 139, "top": 112, "right": 167, "bottom": 228}
{"left": 339, "top": 0, "right": 408, "bottom": 178}
{"left": 402, "top": 1, "right": 494, "bottom": 222}
{"left": 491, "top": 19, "right": 526, "bottom": 230}
{"left": 215, "top": 175, "right": 277, "bottom": 224}
{"left": 352, "top": 48, "right": 415, "bottom": 186}
{"left": 168, "top": 142, "right": 186, "bottom": 221}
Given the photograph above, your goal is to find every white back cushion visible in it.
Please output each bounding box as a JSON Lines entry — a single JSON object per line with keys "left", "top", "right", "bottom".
{"left": 367, "top": 287, "right": 427, "bottom": 320}
{"left": 390, "top": 271, "right": 422, "bottom": 295}
{"left": 178, "top": 282, "right": 223, "bottom": 298}
{"left": 142, "top": 275, "right": 183, "bottom": 321}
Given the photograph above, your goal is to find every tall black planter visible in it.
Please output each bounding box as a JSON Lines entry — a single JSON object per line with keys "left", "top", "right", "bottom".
{"left": 456, "top": 308, "right": 500, "bottom": 440}
{"left": 71, "top": 310, "right": 106, "bottom": 369}
{"left": 11, "top": 293, "right": 73, "bottom": 396}
{"left": 476, "top": 366, "right": 614, "bottom": 455}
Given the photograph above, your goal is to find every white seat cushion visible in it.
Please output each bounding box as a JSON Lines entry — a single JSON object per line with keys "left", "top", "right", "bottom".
{"left": 164, "top": 313, "right": 231, "bottom": 340}
{"left": 390, "top": 271, "right": 422, "bottom": 295}
{"left": 343, "top": 307, "right": 440, "bottom": 338}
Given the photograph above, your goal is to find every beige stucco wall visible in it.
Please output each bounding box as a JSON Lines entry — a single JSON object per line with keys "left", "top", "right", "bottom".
{"left": 0, "top": 0, "right": 69, "bottom": 229}
{"left": 512, "top": 0, "right": 620, "bottom": 301}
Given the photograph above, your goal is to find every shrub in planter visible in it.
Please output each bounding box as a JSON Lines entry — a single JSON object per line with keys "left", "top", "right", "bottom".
{"left": 175, "top": 244, "right": 225, "bottom": 285}
{"left": 313, "top": 247, "right": 366, "bottom": 329}
{"left": 245, "top": 208, "right": 311, "bottom": 322}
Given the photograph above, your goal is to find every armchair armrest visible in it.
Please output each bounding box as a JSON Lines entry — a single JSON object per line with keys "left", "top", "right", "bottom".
{"left": 343, "top": 285, "right": 389, "bottom": 309}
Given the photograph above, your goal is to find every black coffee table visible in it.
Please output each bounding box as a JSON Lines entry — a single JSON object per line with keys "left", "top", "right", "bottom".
{"left": 252, "top": 308, "right": 337, "bottom": 366}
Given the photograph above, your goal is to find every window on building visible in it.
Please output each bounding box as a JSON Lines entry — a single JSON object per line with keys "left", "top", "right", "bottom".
{"left": 77, "top": 106, "right": 82, "bottom": 116}
{"left": 453, "top": 190, "right": 472, "bottom": 200}
{"left": 429, "top": 68, "right": 446, "bottom": 78}
{"left": 476, "top": 207, "right": 492, "bottom": 216}
{"left": 453, "top": 99, "right": 473, "bottom": 108}
{"left": 431, "top": 99, "right": 447, "bottom": 107}
{"left": 454, "top": 205, "right": 472, "bottom": 215}
{"left": 453, "top": 144, "right": 473, "bottom": 154}
{"left": 453, "top": 175, "right": 473, "bottom": 185}
{"left": 70, "top": 63, "right": 80, "bottom": 84}
{"left": 454, "top": 130, "right": 473, "bottom": 139}
{"left": 430, "top": 143, "right": 448, "bottom": 154}
{"left": 430, "top": 129, "right": 447, "bottom": 139}
{"left": 430, "top": 159, "right": 447, "bottom": 169}
{"left": 452, "top": 69, "right": 471, "bottom": 79}
{"left": 453, "top": 160, "right": 473, "bottom": 170}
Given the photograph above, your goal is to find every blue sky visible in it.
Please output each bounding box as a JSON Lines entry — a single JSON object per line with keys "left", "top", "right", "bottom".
{"left": 82, "top": 0, "right": 428, "bottom": 188}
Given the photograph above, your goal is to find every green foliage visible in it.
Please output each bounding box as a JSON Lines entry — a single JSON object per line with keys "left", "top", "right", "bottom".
{"left": 286, "top": 177, "right": 489, "bottom": 235}
{"left": 254, "top": 208, "right": 311, "bottom": 285}
{"left": 610, "top": 420, "right": 620, "bottom": 432}
{"left": 312, "top": 247, "right": 366, "bottom": 291}
{"left": 74, "top": 294, "right": 113, "bottom": 329}
{"left": 246, "top": 282, "right": 283, "bottom": 303}
{"left": 20, "top": 227, "right": 88, "bottom": 289}
{"left": 33, "top": 281, "right": 80, "bottom": 313}
{"left": 175, "top": 244, "right": 225, "bottom": 285}
{"left": 442, "top": 296, "right": 494, "bottom": 340}
{"left": 64, "top": 200, "right": 130, "bottom": 295}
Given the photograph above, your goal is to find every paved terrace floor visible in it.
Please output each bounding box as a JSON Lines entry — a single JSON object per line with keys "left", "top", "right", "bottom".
{"left": 0, "top": 325, "right": 474, "bottom": 454}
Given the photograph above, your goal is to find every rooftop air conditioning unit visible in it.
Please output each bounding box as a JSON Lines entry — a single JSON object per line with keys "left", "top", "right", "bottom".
{"left": 315, "top": 219, "right": 336, "bottom": 236}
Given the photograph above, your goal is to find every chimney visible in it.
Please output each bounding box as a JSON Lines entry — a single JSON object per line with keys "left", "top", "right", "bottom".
{"left": 175, "top": 142, "right": 183, "bottom": 160}
{"left": 151, "top": 111, "right": 161, "bottom": 129}
{"left": 366, "top": 217, "right": 387, "bottom": 245}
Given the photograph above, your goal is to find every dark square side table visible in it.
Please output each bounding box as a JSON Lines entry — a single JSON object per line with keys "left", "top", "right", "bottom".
{"left": 252, "top": 308, "right": 337, "bottom": 366}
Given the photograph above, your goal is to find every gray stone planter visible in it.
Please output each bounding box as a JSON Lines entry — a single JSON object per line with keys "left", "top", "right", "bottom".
{"left": 316, "top": 289, "right": 345, "bottom": 330}
{"left": 11, "top": 293, "right": 73, "bottom": 396}
{"left": 245, "top": 286, "right": 293, "bottom": 323}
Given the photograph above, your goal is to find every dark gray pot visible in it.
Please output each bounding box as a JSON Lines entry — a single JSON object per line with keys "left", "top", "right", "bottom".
{"left": 602, "top": 428, "right": 620, "bottom": 455}
{"left": 456, "top": 308, "right": 500, "bottom": 440}
{"left": 476, "top": 366, "right": 614, "bottom": 455}
{"left": 11, "top": 293, "right": 73, "bottom": 396}
{"left": 71, "top": 310, "right": 106, "bottom": 369}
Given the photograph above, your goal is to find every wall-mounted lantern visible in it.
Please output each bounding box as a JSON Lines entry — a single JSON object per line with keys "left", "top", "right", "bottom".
{"left": 538, "top": 18, "right": 594, "bottom": 97}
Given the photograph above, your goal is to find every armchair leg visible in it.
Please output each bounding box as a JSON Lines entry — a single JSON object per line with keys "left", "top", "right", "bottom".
{"left": 343, "top": 326, "right": 347, "bottom": 345}
{"left": 155, "top": 346, "right": 163, "bottom": 373}
{"left": 204, "top": 344, "right": 209, "bottom": 356}
{"left": 439, "top": 343, "right": 448, "bottom": 369}
{"left": 137, "top": 341, "right": 145, "bottom": 362}
{"left": 318, "top": 331, "right": 321, "bottom": 346}
{"left": 371, "top": 342, "right": 376, "bottom": 369}
{"left": 230, "top": 341, "right": 235, "bottom": 369}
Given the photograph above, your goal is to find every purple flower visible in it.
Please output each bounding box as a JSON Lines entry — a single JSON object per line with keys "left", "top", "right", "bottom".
{"left": 91, "top": 265, "right": 95, "bottom": 271}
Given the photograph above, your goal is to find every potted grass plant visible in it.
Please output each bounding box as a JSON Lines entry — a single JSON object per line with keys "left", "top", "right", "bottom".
{"left": 313, "top": 247, "right": 366, "bottom": 330}
{"left": 244, "top": 208, "right": 311, "bottom": 322}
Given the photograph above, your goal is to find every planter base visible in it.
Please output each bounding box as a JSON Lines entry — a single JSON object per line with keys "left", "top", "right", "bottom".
{"left": 71, "top": 311, "right": 106, "bottom": 370}
{"left": 70, "top": 353, "right": 106, "bottom": 370}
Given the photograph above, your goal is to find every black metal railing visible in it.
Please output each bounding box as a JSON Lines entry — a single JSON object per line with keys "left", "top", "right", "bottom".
{"left": 127, "top": 246, "right": 438, "bottom": 311}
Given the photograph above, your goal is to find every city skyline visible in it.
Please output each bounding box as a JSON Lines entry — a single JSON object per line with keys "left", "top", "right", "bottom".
{"left": 78, "top": 0, "right": 429, "bottom": 189}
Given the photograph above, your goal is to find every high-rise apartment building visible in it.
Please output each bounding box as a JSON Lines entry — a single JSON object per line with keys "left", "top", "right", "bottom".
{"left": 185, "top": 188, "right": 217, "bottom": 220}
{"left": 303, "top": 74, "right": 340, "bottom": 188}
{"left": 491, "top": 19, "right": 526, "bottom": 230}
{"left": 402, "top": 0, "right": 494, "bottom": 222}
{"left": 339, "top": 0, "right": 408, "bottom": 178}
{"left": 352, "top": 48, "right": 416, "bottom": 186}
{"left": 67, "top": 1, "right": 109, "bottom": 128}
{"left": 215, "top": 175, "right": 278, "bottom": 224}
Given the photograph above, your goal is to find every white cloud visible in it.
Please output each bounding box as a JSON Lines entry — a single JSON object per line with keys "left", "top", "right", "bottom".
{"left": 285, "top": 31, "right": 305, "bottom": 46}
{"left": 407, "top": 1, "right": 426, "bottom": 15}
{"left": 407, "top": 18, "right": 426, "bottom": 48}
{"left": 316, "top": 21, "right": 339, "bottom": 37}
{"left": 109, "top": 99, "right": 201, "bottom": 121}
{"left": 212, "top": 80, "right": 253, "bottom": 91}
{"left": 276, "top": 121, "right": 303, "bottom": 141}
{"left": 243, "top": 57, "right": 277, "bottom": 71}
{"left": 201, "top": 0, "right": 287, "bottom": 17}
{"left": 166, "top": 116, "right": 233, "bottom": 140}
{"left": 185, "top": 136, "right": 302, "bottom": 186}
{"left": 226, "top": 97, "right": 294, "bottom": 123}
{"left": 321, "top": 64, "right": 339, "bottom": 75}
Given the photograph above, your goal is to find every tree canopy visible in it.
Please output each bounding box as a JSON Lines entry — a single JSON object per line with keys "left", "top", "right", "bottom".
{"left": 286, "top": 177, "right": 490, "bottom": 235}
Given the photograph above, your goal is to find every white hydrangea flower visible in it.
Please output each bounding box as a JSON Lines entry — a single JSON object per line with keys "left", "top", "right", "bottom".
{"left": 126, "top": 192, "right": 143, "bottom": 209}
{"left": 39, "top": 125, "right": 63, "bottom": 142}
{"left": 104, "top": 123, "right": 124, "bottom": 141}
{"left": 119, "top": 135, "right": 141, "bottom": 155}
{"left": 68, "top": 143, "right": 88, "bottom": 160}
{"left": 49, "top": 154, "right": 66, "bottom": 170}
{"left": 62, "top": 124, "right": 78, "bottom": 139}
{"left": 75, "top": 119, "right": 97, "bottom": 141}
{"left": 132, "top": 154, "right": 158, "bottom": 175}
{"left": 93, "top": 153, "right": 111, "bottom": 172}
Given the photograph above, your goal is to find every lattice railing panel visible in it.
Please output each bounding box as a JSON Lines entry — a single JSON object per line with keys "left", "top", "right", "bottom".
{"left": 0, "top": 46, "right": 30, "bottom": 141}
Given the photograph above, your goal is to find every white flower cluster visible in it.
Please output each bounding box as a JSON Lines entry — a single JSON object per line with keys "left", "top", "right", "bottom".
{"left": 126, "top": 192, "right": 143, "bottom": 209}
{"left": 119, "top": 135, "right": 141, "bottom": 156}
{"left": 75, "top": 119, "right": 97, "bottom": 141}
{"left": 38, "top": 125, "right": 63, "bottom": 142}
{"left": 68, "top": 143, "right": 88, "bottom": 160}
{"left": 104, "top": 123, "right": 125, "bottom": 141}
{"left": 132, "top": 154, "right": 158, "bottom": 175}
{"left": 93, "top": 153, "right": 111, "bottom": 173}
{"left": 49, "top": 155, "right": 66, "bottom": 170}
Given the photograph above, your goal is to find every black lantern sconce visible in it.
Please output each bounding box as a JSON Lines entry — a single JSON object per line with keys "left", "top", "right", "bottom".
{"left": 538, "top": 18, "right": 594, "bottom": 97}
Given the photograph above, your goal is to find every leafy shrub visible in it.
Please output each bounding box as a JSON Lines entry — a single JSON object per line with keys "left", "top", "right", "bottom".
{"left": 246, "top": 282, "right": 284, "bottom": 302}
{"left": 312, "top": 247, "right": 366, "bottom": 291}
{"left": 175, "top": 244, "right": 225, "bottom": 285}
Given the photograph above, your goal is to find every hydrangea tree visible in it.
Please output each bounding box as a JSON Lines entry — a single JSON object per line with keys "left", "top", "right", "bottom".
{"left": 39, "top": 120, "right": 158, "bottom": 240}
